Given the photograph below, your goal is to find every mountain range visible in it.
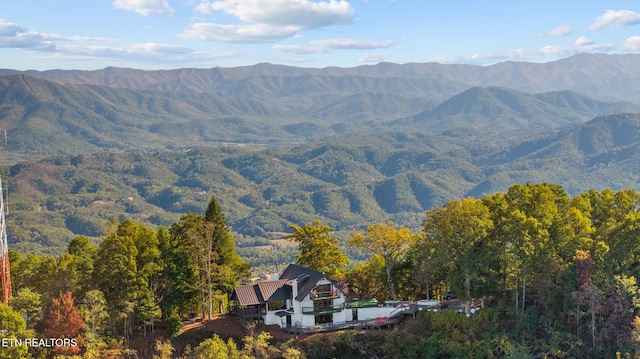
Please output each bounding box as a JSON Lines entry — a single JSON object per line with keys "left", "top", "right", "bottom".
{"left": 2, "top": 53, "right": 640, "bottom": 255}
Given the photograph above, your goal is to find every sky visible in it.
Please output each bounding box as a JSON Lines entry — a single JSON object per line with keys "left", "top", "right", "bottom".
{"left": 1, "top": 0, "right": 640, "bottom": 71}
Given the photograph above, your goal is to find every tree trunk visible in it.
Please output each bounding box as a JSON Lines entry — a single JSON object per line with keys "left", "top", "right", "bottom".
{"left": 591, "top": 298, "right": 596, "bottom": 351}
{"left": 426, "top": 279, "right": 430, "bottom": 300}
{"left": 576, "top": 304, "right": 580, "bottom": 338}
{"left": 515, "top": 272, "right": 519, "bottom": 316}
{"left": 386, "top": 264, "right": 397, "bottom": 301}
{"left": 522, "top": 263, "right": 527, "bottom": 316}
{"left": 464, "top": 274, "right": 471, "bottom": 316}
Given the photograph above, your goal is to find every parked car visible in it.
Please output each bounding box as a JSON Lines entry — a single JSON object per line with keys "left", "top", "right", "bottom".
{"left": 444, "top": 292, "right": 457, "bottom": 300}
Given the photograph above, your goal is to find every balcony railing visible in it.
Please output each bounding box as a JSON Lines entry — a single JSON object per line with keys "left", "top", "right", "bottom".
{"left": 302, "top": 303, "right": 344, "bottom": 315}
{"left": 232, "top": 306, "right": 266, "bottom": 318}
{"left": 310, "top": 290, "right": 339, "bottom": 300}
{"left": 345, "top": 298, "right": 378, "bottom": 308}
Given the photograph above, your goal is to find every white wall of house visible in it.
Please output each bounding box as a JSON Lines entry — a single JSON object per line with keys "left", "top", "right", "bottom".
{"left": 353, "top": 306, "right": 399, "bottom": 321}
{"left": 279, "top": 277, "right": 350, "bottom": 328}
{"left": 264, "top": 307, "right": 280, "bottom": 326}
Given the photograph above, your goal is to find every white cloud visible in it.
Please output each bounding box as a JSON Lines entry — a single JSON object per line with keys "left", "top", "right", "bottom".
{"left": 539, "top": 25, "right": 572, "bottom": 37}
{"left": 0, "top": 21, "right": 48, "bottom": 48}
{"left": 129, "top": 42, "right": 192, "bottom": 55}
{"left": 112, "top": 0, "right": 175, "bottom": 16}
{"left": 0, "top": 20, "right": 219, "bottom": 67}
{"left": 589, "top": 9, "right": 640, "bottom": 31}
{"left": 199, "top": 0, "right": 354, "bottom": 29}
{"left": 273, "top": 37, "right": 395, "bottom": 54}
{"left": 358, "top": 52, "right": 391, "bottom": 63}
{"left": 622, "top": 36, "right": 640, "bottom": 51}
{"left": 309, "top": 38, "right": 395, "bottom": 49}
{"left": 431, "top": 41, "right": 615, "bottom": 65}
{"left": 188, "top": 0, "right": 355, "bottom": 43}
{"left": 273, "top": 44, "right": 324, "bottom": 54}
{"left": 180, "top": 23, "right": 297, "bottom": 43}
{"left": 575, "top": 36, "right": 593, "bottom": 46}
{"left": 0, "top": 20, "right": 115, "bottom": 50}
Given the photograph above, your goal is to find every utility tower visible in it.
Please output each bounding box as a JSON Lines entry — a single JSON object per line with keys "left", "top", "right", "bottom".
{"left": 0, "top": 129, "right": 11, "bottom": 303}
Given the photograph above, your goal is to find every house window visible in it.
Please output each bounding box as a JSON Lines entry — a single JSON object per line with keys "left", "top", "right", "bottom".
{"left": 313, "top": 298, "right": 332, "bottom": 312}
{"left": 268, "top": 300, "right": 286, "bottom": 311}
{"left": 315, "top": 313, "right": 333, "bottom": 325}
{"left": 311, "top": 284, "right": 336, "bottom": 299}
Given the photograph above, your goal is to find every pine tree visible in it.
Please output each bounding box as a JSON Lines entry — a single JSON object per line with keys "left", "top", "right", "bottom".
{"left": 204, "top": 195, "right": 250, "bottom": 278}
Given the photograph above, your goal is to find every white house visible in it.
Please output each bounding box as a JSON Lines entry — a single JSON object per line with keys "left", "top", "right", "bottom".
{"left": 231, "top": 264, "right": 409, "bottom": 333}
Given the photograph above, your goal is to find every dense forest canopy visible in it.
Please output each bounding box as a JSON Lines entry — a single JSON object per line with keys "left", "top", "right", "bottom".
{"left": 3, "top": 183, "right": 640, "bottom": 357}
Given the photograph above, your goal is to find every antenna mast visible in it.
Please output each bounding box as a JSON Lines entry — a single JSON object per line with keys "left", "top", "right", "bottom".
{"left": 0, "top": 173, "right": 11, "bottom": 303}
{"left": 0, "top": 129, "right": 11, "bottom": 303}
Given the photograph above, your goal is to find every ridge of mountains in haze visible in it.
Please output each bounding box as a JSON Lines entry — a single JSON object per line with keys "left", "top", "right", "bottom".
{"left": 2, "top": 53, "right": 640, "bottom": 254}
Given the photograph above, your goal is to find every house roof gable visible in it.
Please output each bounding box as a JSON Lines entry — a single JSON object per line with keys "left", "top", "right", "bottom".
{"left": 232, "top": 284, "right": 264, "bottom": 306}
{"left": 280, "top": 264, "right": 325, "bottom": 301}
{"left": 257, "top": 280, "right": 291, "bottom": 301}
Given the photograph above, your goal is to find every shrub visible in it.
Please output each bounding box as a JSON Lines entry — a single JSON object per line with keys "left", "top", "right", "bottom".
{"left": 165, "top": 313, "right": 182, "bottom": 338}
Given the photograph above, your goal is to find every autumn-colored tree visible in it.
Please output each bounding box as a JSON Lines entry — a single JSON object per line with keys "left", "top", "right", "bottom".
{"left": 423, "top": 198, "right": 495, "bottom": 315}
{"left": 286, "top": 220, "right": 349, "bottom": 279}
{"left": 346, "top": 255, "right": 389, "bottom": 300}
{"left": 192, "top": 334, "right": 239, "bottom": 359}
{"left": 349, "top": 223, "right": 420, "bottom": 301}
{"left": 39, "top": 291, "right": 85, "bottom": 356}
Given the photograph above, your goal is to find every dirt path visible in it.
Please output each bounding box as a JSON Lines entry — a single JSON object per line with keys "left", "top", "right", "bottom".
{"left": 180, "top": 314, "right": 304, "bottom": 340}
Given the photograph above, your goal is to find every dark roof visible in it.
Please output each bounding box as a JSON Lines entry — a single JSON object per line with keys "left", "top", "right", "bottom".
{"left": 280, "top": 264, "right": 325, "bottom": 301}
{"left": 257, "top": 280, "right": 291, "bottom": 301}
{"left": 233, "top": 264, "right": 336, "bottom": 305}
{"left": 233, "top": 280, "right": 291, "bottom": 306}
{"left": 232, "top": 284, "right": 263, "bottom": 306}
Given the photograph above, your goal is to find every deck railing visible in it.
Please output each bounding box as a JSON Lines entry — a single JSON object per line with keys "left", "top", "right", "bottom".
{"left": 302, "top": 303, "right": 344, "bottom": 315}
{"left": 310, "top": 290, "right": 339, "bottom": 300}
{"left": 231, "top": 306, "right": 266, "bottom": 318}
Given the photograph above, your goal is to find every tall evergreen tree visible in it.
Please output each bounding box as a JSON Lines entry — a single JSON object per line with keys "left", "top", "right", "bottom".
{"left": 204, "top": 195, "right": 250, "bottom": 281}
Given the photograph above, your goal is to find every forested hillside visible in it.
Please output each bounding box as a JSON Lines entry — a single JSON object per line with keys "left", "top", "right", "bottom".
{"left": 5, "top": 184, "right": 640, "bottom": 358}
{"left": 2, "top": 54, "right": 640, "bottom": 163}
{"left": 4, "top": 113, "right": 640, "bottom": 256}
{"left": 3, "top": 53, "right": 640, "bottom": 357}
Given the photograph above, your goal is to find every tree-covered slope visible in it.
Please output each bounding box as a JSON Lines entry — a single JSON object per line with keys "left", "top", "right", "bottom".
{"left": 2, "top": 73, "right": 639, "bottom": 164}
{"left": 4, "top": 114, "right": 640, "bottom": 256}
{"left": 3, "top": 53, "right": 640, "bottom": 101}
{"left": 400, "top": 86, "right": 640, "bottom": 133}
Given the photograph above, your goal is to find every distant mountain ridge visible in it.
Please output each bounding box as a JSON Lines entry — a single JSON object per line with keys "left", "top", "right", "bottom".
{"left": 403, "top": 86, "right": 640, "bottom": 132}
{"left": 2, "top": 54, "right": 640, "bottom": 160}
{"left": 2, "top": 53, "right": 640, "bottom": 100}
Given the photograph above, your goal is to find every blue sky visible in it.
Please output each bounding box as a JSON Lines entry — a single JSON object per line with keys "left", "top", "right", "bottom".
{"left": 1, "top": 0, "right": 640, "bottom": 70}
